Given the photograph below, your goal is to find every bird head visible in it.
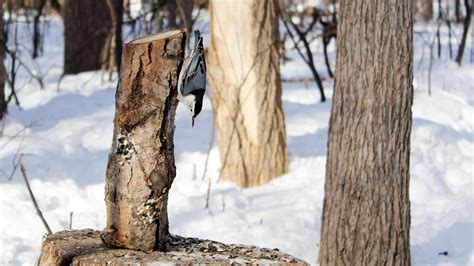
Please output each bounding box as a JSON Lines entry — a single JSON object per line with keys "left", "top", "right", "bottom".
{"left": 190, "top": 91, "right": 204, "bottom": 127}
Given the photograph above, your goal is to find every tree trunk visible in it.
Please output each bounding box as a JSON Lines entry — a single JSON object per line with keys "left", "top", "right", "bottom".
{"left": 416, "top": 0, "right": 433, "bottom": 21}
{"left": 176, "top": 0, "right": 194, "bottom": 49}
{"left": 102, "top": 0, "right": 123, "bottom": 79}
{"left": 176, "top": 0, "right": 193, "bottom": 38}
{"left": 32, "top": 0, "right": 46, "bottom": 58}
{"left": 0, "top": 0, "right": 6, "bottom": 120}
{"left": 101, "top": 29, "right": 185, "bottom": 252}
{"left": 38, "top": 229, "right": 308, "bottom": 265}
{"left": 455, "top": 0, "right": 472, "bottom": 65}
{"left": 63, "top": 0, "right": 112, "bottom": 74}
{"left": 207, "top": 0, "right": 288, "bottom": 188}
{"left": 455, "top": 0, "right": 462, "bottom": 22}
{"left": 319, "top": 0, "right": 413, "bottom": 265}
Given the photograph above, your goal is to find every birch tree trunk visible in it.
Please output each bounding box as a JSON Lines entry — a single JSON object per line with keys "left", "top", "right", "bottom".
{"left": 101, "top": 29, "right": 185, "bottom": 252}
{"left": 207, "top": 0, "right": 288, "bottom": 188}
{"left": 319, "top": 0, "right": 413, "bottom": 265}
{"left": 63, "top": 0, "right": 112, "bottom": 74}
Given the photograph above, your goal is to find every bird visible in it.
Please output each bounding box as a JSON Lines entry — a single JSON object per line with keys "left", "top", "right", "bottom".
{"left": 177, "top": 30, "right": 206, "bottom": 127}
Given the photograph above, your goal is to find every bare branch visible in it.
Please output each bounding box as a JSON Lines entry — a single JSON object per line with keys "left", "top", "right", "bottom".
{"left": 19, "top": 156, "right": 52, "bottom": 235}
{"left": 455, "top": 0, "right": 472, "bottom": 64}
{"left": 278, "top": 4, "right": 326, "bottom": 102}
{"left": 69, "top": 212, "right": 74, "bottom": 230}
{"left": 201, "top": 100, "right": 215, "bottom": 181}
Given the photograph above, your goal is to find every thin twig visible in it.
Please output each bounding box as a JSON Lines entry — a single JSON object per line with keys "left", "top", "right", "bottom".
{"left": 455, "top": 0, "right": 472, "bottom": 65}
{"left": 221, "top": 191, "right": 226, "bottom": 212}
{"left": 0, "top": 121, "right": 39, "bottom": 150}
{"left": 436, "top": 0, "right": 442, "bottom": 58}
{"left": 204, "top": 177, "right": 211, "bottom": 210}
{"left": 428, "top": 21, "right": 442, "bottom": 96}
{"left": 279, "top": 5, "right": 326, "bottom": 101}
{"left": 209, "top": 3, "right": 282, "bottom": 184}
{"left": 69, "top": 212, "right": 73, "bottom": 229}
{"left": 201, "top": 104, "right": 215, "bottom": 181}
{"left": 19, "top": 157, "right": 52, "bottom": 234}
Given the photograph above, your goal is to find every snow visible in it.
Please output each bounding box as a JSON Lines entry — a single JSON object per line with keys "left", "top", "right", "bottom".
{"left": 1, "top": 14, "right": 473, "bottom": 266}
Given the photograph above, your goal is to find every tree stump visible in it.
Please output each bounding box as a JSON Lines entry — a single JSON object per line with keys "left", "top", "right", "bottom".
{"left": 100, "top": 29, "right": 185, "bottom": 252}
{"left": 38, "top": 229, "right": 309, "bottom": 265}
{"left": 38, "top": 29, "right": 310, "bottom": 265}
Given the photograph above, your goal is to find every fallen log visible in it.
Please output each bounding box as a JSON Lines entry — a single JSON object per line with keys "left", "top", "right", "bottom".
{"left": 38, "top": 229, "right": 309, "bottom": 265}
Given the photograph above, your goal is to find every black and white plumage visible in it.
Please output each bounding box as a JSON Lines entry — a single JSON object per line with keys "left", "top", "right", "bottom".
{"left": 177, "top": 30, "right": 206, "bottom": 127}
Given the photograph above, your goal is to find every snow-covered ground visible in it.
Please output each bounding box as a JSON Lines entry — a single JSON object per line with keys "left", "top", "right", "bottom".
{"left": 0, "top": 15, "right": 473, "bottom": 265}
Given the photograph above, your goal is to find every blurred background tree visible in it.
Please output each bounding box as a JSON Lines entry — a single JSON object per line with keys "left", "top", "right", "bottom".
{"left": 207, "top": 0, "right": 288, "bottom": 188}
{"left": 0, "top": 0, "right": 472, "bottom": 188}
{"left": 62, "top": 0, "right": 112, "bottom": 75}
{"left": 0, "top": 0, "right": 5, "bottom": 120}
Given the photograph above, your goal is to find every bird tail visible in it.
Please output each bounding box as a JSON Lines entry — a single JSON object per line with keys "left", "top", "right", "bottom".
{"left": 194, "top": 30, "right": 203, "bottom": 51}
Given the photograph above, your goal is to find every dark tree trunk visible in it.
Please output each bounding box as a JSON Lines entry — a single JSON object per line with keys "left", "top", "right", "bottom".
{"left": 437, "top": 0, "right": 442, "bottom": 58}
{"left": 167, "top": 1, "right": 177, "bottom": 29}
{"left": 32, "top": 0, "right": 46, "bottom": 59}
{"left": 323, "top": 42, "right": 333, "bottom": 78}
{"left": 321, "top": 21, "right": 336, "bottom": 79}
{"left": 176, "top": 0, "right": 193, "bottom": 33}
{"left": 113, "top": 0, "right": 123, "bottom": 72}
{"left": 50, "top": 0, "right": 61, "bottom": 13}
{"left": 0, "top": 0, "right": 6, "bottom": 120}
{"left": 101, "top": 29, "right": 185, "bottom": 252}
{"left": 319, "top": 0, "right": 413, "bottom": 265}
{"left": 455, "top": 0, "right": 462, "bottom": 22}
{"left": 455, "top": 0, "right": 472, "bottom": 65}
{"left": 103, "top": 0, "right": 123, "bottom": 78}
{"left": 63, "top": 0, "right": 112, "bottom": 74}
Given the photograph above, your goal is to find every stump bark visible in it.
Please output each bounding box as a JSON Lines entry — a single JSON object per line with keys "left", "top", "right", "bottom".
{"left": 101, "top": 29, "right": 185, "bottom": 252}
{"left": 38, "top": 229, "right": 309, "bottom": 265}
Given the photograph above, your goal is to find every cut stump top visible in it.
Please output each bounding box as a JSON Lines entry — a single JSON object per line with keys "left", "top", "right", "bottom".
{"left": 130, "top": 29, "right": 185, "bottom": 44}
{"left": 38, "top": 229, "right": 309, "bottom": 265}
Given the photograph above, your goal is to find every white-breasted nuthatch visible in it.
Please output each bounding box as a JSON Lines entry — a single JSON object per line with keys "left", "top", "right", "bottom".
{"left": 177, "top": 30, "right": 206, "bottom": 127}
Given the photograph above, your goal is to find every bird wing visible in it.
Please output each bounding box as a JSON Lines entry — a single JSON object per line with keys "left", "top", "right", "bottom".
{"left": 180, "top": 30, "right": 206, "bottom": 97}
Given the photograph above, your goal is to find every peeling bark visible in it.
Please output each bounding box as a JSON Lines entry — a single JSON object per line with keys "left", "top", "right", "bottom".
{"left": 101, "top": 29, "right": 185, "bottom": 252}
{"left": 319, "top": 0, "right": 413, "bottom": 265}
{"left": 208, "top": 0, "right": 288, "bottom": 188}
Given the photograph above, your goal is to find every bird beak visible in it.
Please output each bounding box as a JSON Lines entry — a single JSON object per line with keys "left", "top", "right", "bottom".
{"left": 192, "top": 117, "right": 195, "bottom": 127}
